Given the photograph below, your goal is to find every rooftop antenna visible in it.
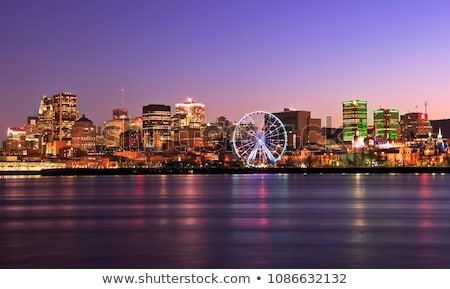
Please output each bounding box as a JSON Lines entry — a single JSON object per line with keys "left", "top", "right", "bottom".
{"left": 120, "top": 88, "right": 125, "bottom": 151}
{"left": 121, "top": 88, "right": 125, "bottom": 108}
{"left": 425, "top": 101, "right": 428, "bottom": 115}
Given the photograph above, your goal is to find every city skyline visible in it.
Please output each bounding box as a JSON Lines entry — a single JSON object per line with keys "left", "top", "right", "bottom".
{"left": 2, "top": 0, "right": 450, "bottom": 141}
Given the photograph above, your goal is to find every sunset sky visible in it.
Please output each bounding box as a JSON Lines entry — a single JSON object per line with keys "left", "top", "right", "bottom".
{"left": 1, "top": 0, "right": 450, "bottom": 140}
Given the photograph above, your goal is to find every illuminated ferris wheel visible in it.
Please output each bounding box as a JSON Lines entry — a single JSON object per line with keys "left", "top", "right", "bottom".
{"left": 232, "top": 111, "right": 287, "bottom": 168}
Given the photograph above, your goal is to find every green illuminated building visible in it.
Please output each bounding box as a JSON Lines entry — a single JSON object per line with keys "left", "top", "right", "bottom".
{"left": 342, "top": 100, "right": 368, "bottom": 142}
{"left": 374, "top": 109, "right": 399, "bottom": 140}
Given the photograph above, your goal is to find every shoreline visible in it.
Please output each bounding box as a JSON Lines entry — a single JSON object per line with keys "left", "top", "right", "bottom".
{"left": 0, "top": 166, "right": 446, "bottom": 176}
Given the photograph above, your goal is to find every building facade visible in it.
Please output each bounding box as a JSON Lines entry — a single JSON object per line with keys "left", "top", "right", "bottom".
{"left": 103, "top": 108, "right": 130, "bottom": 149}
{"left": 430, "top": 119, "right": 450, "bottom": 139}
{"left": 342, "top": 100, "right": 368, "bottom": 142}
{"left": 4, "top": 127, "right": 26, "bottom": 156}
{"left": 373, "top": 109, "right": 399, "bottom": 140}
{"left": 113, "top": 108, "right": 128, "bottom": 120}
{"left": 175, "top": 98, "right": 205, "bottom": 129}
{"left": 202, "top": 123, "right": 225, "bottom": 151}
{"left": 142, "top": 104, "right": 171, "bottom": 152}
{"left": 273, "top": 109, "right": 322, "bottom": 150}
{"left": 173, "top": 98, "right": 206, "bottom": 151}
{"left": 400, "top": 112, "right": 432, "bottom": 140}
{"left": 52, "top": 92, "right": 78, "bottom": 141}
{"left": 37, "top": 96, "right": 54, "bottom": 135}
{"left": 71, "top": 115, "right": 97, "bottom": 153}
{"left": 120, "top": 130, "right": 143, "bottom": 151}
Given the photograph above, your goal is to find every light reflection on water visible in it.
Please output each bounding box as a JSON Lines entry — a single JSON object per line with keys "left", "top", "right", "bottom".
{"left": 1, "top": 174, "right": 450, "bottom": 268}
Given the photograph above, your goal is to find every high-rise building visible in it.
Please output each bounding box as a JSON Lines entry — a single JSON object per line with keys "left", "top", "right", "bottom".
{"left": 142, "top": 104, "right": 171, "bottom": 151}
{"left": 373, "top": 109, "right": 399, "bottom": 140}
{"left": 173, "top": 98, "right": 205, "bottom": 151}
{"left": 202, "top": 123, "right": 225, "bottom": 150}
{"left": 175, "top": 98, "right": 205, "bottom": 129}
{"left": 120, "top": 130, "right": 143, "bottom": 151}
{"left": 52, "top": 92, "right": 78, "bottom": 141}
{"left": 103, "top": 120, "right": 125, "bottom": 149}
{"left": 35, "top": 93, "right": 78, "bottom": 156}
{"left": 71, "top": 114, "right": 97, "bottom": 153}
{"left": 103, "top": 108, "right": 130, "bottom": 149}
{"left": 215, "top": 116, "right": 234, "bottom": 151}
{"left": 37, "top": 96, "right": 54, "bottom": 143}
{"left": 273, "top": 109, "right": 322, "bottom": 150}
{"left": 113, "top": 108, "right": 128, "bottom": 120}
{"left": 342, "top": 100, "right": 368, "bottom": 142}
{"left": 400, "top": 112, "right": 432, "bottom": 140}
{"left": 25, "top": 117, "right": 38, "bottom": 135}
{"left": 129, "top": 116, "right": 143, "bottom": 132}
{"left": 5, "top": 127, "right": 26, "bottom": 156}
{"left": 24, "top": 117, "right": 40, "bottom": 158}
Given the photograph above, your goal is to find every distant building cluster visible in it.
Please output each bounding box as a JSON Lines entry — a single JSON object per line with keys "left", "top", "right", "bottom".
{"left": 2, "top": 93, "right": 450, "bottom": 169}
{"left": 340, "top": 99, "right": 436, "bottom": 144}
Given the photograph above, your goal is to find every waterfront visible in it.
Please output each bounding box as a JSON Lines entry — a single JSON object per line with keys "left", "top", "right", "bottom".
{"left": 1, "top": 174, "right": 450, "bottom": 268}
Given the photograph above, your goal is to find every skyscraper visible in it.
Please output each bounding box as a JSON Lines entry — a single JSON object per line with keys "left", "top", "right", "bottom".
{"left": 175, "top": 98, "right": 205, "bottom": 129}
{"left": 400, "top": 112, "right": 432, "bottom": 140}
{"left": 103, "top": 108, "right": 130, "bottom": 149}
{"left": 52, "top": 92, "right": 78, "bottom": 141}
{"left": 37, "top": 96, "right": 54, "bottom": 134}
{"left": 373, "top": 109, "right": 399, "bottom": 140}
{"left": 342, "top": 100, "right": 368, "bottom": 142}
{"left": 142, "top": 104, "right": 171, "bottom": 151}
{"left": 173, "top": 98, "right": 205, "bottom": 151}
{"left": 5, "top": 127, "right": 26, "bottom": 156}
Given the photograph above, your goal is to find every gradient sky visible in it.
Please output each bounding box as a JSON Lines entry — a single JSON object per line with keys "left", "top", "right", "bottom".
{"left": 1, "top": 0, "right": 450, "bottom": 141}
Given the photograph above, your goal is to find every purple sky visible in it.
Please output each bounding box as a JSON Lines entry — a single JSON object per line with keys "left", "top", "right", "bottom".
{"left": 1, "top": 0, "right": 450, "bottom": 141}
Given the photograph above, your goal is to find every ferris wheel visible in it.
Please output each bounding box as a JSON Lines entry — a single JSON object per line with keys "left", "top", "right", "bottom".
{"left": 232, "top": 111, "right": 287, "bottom": 168}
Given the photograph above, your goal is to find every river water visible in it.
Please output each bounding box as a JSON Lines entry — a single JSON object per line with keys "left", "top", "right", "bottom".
{"left": 1, "top": 173, "right": 450, "bottom": 268}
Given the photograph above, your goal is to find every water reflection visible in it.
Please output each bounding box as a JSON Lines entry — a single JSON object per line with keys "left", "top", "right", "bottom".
{"left": 1, "top": 174, "right": 450, "bottom": 268}
{"left": 416, "top": 174, "right": 438, "bottom": 266}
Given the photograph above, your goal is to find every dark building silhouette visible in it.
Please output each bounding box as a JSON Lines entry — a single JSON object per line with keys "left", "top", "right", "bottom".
{"left": 274, "top": 109, "right": 322, "bottom": 150}
{"left": 431, "top": 119, "right": 450, "bottom": 138}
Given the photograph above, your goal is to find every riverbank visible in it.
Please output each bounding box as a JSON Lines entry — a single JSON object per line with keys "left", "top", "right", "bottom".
{"left": 28, "top": 166, "right": 450, "bottom": 176}
{"left": 2, "top": 166, "right": 450, "bottom": 176}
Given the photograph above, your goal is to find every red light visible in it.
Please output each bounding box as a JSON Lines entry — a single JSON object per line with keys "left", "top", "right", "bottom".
{"left": 421, "top": 114, "right": 426, "bottom": 120}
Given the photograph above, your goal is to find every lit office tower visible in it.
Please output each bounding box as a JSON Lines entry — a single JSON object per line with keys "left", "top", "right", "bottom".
{"left": 5, "top": 127, "right": 26, "bottom": 156}
{"left": 37, "top": 96, "right": 54, "bottom": 137}
{"left": 400, "top": 112, "right": 432, "bottom": 140}
{"left": 52, "top": 92, "right": 78, "bottom": 141}
{"left": 175, "top": 98, "right": 205, "bottom": 128}
{"left": 173, "top": 98, "right": 205, "bottom": 151}
{"left": 103, "top": 108, "right": 130, "bottom": 148}
{"left": 142, "top": 104, "right": 171, "bottom": 151}
{"left": 342, "top": 100, "right": 368, "bottom": 142}
{"left": 373, "top": 109, "right": 399, "bottom": 140}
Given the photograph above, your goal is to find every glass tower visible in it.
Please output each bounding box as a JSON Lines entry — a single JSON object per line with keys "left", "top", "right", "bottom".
{"left": 374, "top": 109, "right": 399, "bottom": 140}
{"left": 142, "top": 104, "right": 171, "bottom": 151}
{"left": 342, "top": 100, "right": 368, "bottom": 142}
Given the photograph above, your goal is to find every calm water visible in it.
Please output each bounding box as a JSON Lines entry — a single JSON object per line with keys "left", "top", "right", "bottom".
{"left": 1, "top": 173, "right": 450, "bottom": 269}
